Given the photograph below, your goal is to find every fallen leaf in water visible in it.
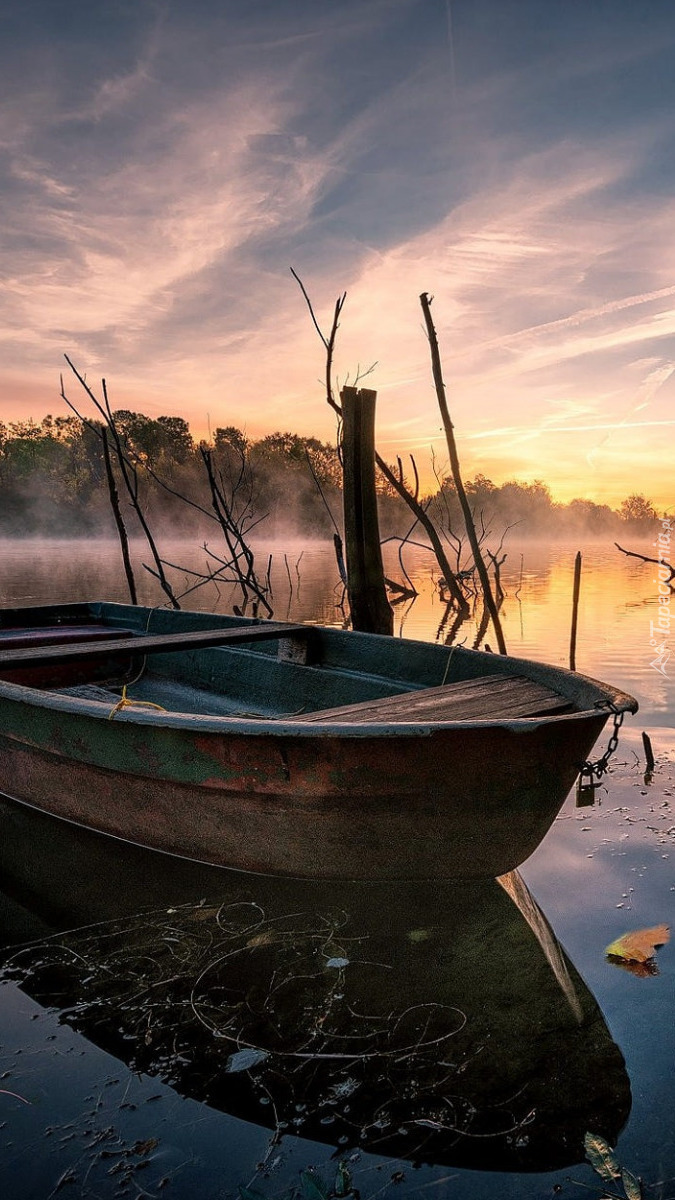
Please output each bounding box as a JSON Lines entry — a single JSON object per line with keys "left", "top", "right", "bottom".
{"left": 226, "top": 1048, "right": 268, "bottom": 1073}
{"left": 622, "top": 1167, "right": 644, "bottom": 1200}
{"left": 584, "top": 1131, "right": 620, "bottom": 1181}
{"left": 605, "top": 925, "right": 670, "bottom": 963}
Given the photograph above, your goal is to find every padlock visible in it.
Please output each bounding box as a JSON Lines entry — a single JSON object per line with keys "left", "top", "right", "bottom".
{"left": 576, "top": 776, "right": 597, "bottom": 807}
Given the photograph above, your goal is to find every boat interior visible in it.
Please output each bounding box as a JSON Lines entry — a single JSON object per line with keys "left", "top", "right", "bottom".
{"left": 0, "top": 601, "right": 622, "bottom": 723}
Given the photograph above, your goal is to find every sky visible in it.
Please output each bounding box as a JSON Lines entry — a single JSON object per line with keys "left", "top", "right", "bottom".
{"left": 2, "top": 0, "right": 675, "bottom": 508}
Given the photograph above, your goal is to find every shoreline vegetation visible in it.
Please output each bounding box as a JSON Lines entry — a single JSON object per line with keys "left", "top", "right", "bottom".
{"left": 2, "top": 283, "right": 666, "bottom": 641}
{"left": 0, "top": 411, "right": 663, "bottom": 541}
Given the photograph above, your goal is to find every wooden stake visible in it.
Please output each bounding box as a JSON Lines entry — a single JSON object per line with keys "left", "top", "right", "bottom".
{"left": 642, "top": 731, "right": 655, "bottom": 773}
{"left": 569, "top": 550, "right": 582, "bottom": 671}
{"left": 341, "top": 387, "right": 393, "bottom": 635}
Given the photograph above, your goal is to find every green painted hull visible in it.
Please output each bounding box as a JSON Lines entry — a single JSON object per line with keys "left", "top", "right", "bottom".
{"left": 0, "top": 601, "right": 638, "bottom": 880}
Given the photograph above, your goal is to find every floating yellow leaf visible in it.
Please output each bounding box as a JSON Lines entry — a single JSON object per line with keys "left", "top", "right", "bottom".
{"left": 605, "top": 925, "right": 670, "bottom": 963}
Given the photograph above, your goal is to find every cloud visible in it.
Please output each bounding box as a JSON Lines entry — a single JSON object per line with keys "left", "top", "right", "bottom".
{"left": 2, "top": 0, "right": 675, "bottom": 509}
{"left": 0, "top": 78, "right": 322, "bottom": 352}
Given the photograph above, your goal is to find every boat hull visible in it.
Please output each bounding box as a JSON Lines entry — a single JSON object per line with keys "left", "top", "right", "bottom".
{"left": 0, "top": 700, "right": 606, "bottom": 879}
{"left": 0, "top": 601, "right": 635, "bottom": 880}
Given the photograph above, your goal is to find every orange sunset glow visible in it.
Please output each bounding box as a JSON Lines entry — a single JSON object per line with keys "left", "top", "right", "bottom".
{"left": 2, "top": 2, "right": 675, "bottom": 511}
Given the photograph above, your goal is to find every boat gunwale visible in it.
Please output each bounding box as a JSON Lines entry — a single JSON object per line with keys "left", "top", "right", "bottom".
{"left": 0, "top": 602, "right": 638, "bottom": 734}
{"left": 0, "top": 670, "right": 635, "bottom": 738}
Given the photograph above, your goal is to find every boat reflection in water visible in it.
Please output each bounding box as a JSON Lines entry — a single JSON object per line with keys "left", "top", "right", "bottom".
{"left": 0, "top": 796, "right": 630, "bottom": 1178}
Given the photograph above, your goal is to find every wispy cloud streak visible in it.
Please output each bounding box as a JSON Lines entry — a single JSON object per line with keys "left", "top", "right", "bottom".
{"left": 1, "top": 0, "right": 675, "bottom": 507}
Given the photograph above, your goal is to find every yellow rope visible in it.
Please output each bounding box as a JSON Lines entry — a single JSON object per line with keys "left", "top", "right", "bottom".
{"left": 440, "top": 644, "right": 458, "bottom": 685}
{"left": 108, "top": 685, "right": 167, "bottom": 720}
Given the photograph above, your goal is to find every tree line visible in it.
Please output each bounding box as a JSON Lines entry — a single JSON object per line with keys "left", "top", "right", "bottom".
{"left": 0, "top": 411, "right": 663, "bottom": 540}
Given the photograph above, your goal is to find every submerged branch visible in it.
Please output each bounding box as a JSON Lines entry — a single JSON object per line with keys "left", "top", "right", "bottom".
{"left": 615, "top": 542, "right": 675, "bottom": 591}
{"left": 376, "top": 455, "right": 469, "bottom": 614}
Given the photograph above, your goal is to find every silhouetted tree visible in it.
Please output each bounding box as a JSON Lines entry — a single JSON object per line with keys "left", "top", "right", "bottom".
{"left": 619, "top": 494, "right": 658, "bottom": 526}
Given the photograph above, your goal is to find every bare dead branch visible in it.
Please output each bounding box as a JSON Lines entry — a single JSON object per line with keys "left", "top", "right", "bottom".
{"left": 102, "top": 428, "right": 138, "bottom": 604}
{"left": 420, "top": 293, "right": 507, "bottom": 654}
{"left": 615, "top": 542, "right": 675, "bottom": 590}
{"left": 333, "top": 532, "right": 348, "bottom": 587}
{"left": 290, "top": 268, "right": 345, "bottom": 418}
{"left": 292, "top": 272, "right": 471, "bottom": 615}
{"left": 486, "top": 549, "right": 507, "bottom": 605}
{"left": 63, "top": 358, "right": 181, "bottom": 609}
{"left": 200, "top": 446, "right": 273, "bottom": 616}
{"left": 409, "top": 455, "right": 420, "bottom": 504}
{"left": 304, "top": 449, "right": 341, "bottom": 537}
{"left": 376, "top": 454, "right": 469, "bottom": 614}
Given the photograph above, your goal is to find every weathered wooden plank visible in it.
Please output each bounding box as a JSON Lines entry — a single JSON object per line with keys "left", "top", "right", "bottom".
{"left": 0, "top": 625, "right": 134, "bottom": 649}
{"left": 295, "top": 675, "right": 507, "bottom": 721}
{"left": 0, "top": 622, "right": 309, "bottom": 668}
{"left": 296, "top": 673, "right": 573, "bottom": 724}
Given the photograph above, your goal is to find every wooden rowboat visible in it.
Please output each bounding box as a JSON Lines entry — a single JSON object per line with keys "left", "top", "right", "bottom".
{"left": 0, "top": 600, "right": 637, "bottom": 880}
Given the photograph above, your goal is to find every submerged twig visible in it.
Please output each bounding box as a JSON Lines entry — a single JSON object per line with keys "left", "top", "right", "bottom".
{"left": 615, "top": 542, "right": 675, "bottom": 591}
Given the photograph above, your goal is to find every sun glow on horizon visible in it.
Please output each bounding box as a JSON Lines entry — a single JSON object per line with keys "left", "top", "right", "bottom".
{"left": 2, "top": 2, "right": 675, "bottom": 518}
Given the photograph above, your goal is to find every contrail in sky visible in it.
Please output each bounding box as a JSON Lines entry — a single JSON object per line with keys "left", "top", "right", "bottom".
{"left": 445, "top": 0, "right": 458, "bottom": 108}
{"left": 499, "top": 286, "right": 675, "bottom": 348}
{"left": 467, "top": 418, "right": 675, "bottom": 441}
{"left": 586, "top": 362, "right": 675, "bottom": 466}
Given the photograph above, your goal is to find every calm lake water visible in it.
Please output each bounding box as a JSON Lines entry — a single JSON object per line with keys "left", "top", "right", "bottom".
{"left": 0, "top": 536, "right": 673, "bottom": 1200}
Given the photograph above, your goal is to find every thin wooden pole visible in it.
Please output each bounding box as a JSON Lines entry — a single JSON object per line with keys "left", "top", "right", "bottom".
{"left": 419, "top": 293, "right": 507, "bottom": 655}
{"left": 569, "top": 550, "right": 582, "bottom": 671}
{"left": 341, "top": 387, "right": 393, "bottom": 635}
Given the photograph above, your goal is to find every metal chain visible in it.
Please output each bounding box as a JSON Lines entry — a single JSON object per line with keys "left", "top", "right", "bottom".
{"left": 578, "top": 704, "right": 625, "bottom": 786}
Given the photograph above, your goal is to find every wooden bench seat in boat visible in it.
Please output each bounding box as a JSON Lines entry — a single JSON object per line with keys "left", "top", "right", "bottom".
{"left": 294, "top": 673, "right": 574, "bottom": 724}
{"left": 0, "top": 625, "right": 137, "bottom": 651}
{"left": 0, "top": 623, "right": 309, "bottom": 669}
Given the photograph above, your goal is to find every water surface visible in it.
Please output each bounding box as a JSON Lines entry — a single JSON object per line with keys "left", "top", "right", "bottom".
{"left": 0, "top": 537, "right": 673, "bottom": 1199}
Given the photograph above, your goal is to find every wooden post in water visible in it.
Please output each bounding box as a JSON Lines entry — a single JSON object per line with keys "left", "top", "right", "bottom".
{"left": 569, "top": 550, "right": 582, "bottom": 671}
{"left": 341, "top": 386, "right": 393, "bottom": 635}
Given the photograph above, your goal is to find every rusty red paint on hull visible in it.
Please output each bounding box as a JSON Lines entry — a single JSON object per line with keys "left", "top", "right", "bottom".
{"left": 0, "top": 602, "right": 637, "bottom": 880}
{"left": 0, "top": 710, "right": 606, "bottom": 879}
